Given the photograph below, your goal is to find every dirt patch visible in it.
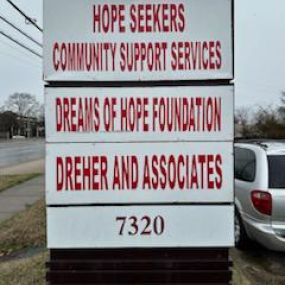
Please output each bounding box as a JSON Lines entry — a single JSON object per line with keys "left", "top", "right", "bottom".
{"left": 231, "top": 248, "right": 285, "bottom": 285}
{"left": 232, "top": 264, "right": 252, "bottom": 285}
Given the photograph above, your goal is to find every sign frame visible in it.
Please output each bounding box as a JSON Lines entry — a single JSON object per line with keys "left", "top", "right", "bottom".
{"left": 44, "top": 0, "right": 235, "bottom": 255}
{"left": 43, "top": 0, "right": 234, "bottom": 82}
{"left": 46, "top": 141, "right": 234, "bottom": 205}
{"left": 47, "top": 205, "right": 234, "bottom": 248}
{"left": 45, "top": 85, "right": 234, "bottom": 143}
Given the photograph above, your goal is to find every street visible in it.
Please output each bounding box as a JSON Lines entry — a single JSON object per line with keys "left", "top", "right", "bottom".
{"left": 0, "top": 139, "right": 44, "bottom": 169}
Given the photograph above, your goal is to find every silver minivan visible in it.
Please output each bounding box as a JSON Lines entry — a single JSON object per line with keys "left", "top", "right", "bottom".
{"left": 234, "top": 141, "right": 285, "bottom": 251}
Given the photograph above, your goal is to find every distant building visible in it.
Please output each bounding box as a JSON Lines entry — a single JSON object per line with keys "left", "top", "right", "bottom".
{"left": 0, "top": 112, "right": 45, "bottom": 139}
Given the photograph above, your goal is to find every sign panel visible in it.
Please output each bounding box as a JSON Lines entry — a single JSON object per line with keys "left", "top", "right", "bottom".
{"left": 44, "top": 0, "right": 233, "bottom": 81}
{"left": 47, "top": 205, "right": 234, "bottom": 248}
{"left": 46, "top": 86, "right": 234, "bottom": 143}
{"left": 46, "top": 142, "right": 233, "bottom": 205}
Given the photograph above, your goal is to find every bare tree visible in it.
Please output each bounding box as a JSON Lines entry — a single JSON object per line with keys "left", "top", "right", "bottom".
{"left": 253, "top": 106, "right": 285, "bottom": 139}
{"left": 278, "top": 92, "right": 285, "bottom": 123}
{"left": 2, "top": 93, "right": 44, "bottom": 137}
{"left": 235, "top": 107, "right": 253, "bottom": 138}
{"left": 236, "top": 93, "right": 285, "bottom": 139}
{"left": 37, "top": 103, "right": 45, "bottom": 122}
{"left": 4, "top": 93, "right": 40, "bottom": 118}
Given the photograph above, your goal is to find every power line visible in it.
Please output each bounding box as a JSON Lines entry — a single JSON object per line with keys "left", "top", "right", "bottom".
{"left": 0, "top": 14, "right": 42, "bottom": 47}
{"left": 0, "top": 35, "right": 42, "bottom": 66}
{"left": 0, "top": 43, "right": 42, "bottom": 68}
{"left": 0, "top": 41, "right": 42, "bottom": 68}
{"left": 5, "top": 0, "right": 43, "bottom": 33}
{"left": 0, "top": 30, "right": 42, "bottom": 59}
{"left": 0, "top": 50, "right": 41, "bottom": 69}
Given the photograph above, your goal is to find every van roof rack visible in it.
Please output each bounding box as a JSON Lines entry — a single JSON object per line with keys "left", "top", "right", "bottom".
{"left": 234, "top": 138, "right": 285, "bottom": 149}
{"left": 234, "top": 138, "right": 270, "bottom": 148}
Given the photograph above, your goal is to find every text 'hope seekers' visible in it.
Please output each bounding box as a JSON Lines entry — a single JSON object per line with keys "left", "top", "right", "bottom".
{"left": 93, "top": 4, "right": 185, "bottom": 33}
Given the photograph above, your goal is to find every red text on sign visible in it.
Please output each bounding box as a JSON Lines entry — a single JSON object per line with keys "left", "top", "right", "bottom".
{"left": 93, "top": 4, "right": 126, "bottom": 33}
{"left": 55, "top": 96, "right": 222, "bottom": 134}
{"left": 55, "top": 154, "right": 223, "bottom": 192}
{"left": 92, "top": 4, "right": 185, "bottom": 34}
{"left": 57, "top": 156, "right": 108, "bottom": 191}
{"left": 56, "top": 97, "right": 100, "bottom": 132}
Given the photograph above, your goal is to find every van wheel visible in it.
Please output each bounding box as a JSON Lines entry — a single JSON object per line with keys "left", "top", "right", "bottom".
{"left": 235, "top": 210, "right": 250, "bottom": 249}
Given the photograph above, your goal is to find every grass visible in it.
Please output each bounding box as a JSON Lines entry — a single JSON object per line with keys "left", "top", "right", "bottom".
{"left": 232, "top": 262, "right": 252, "bottom": 285}
{"left": 0, "top": 199, "right": 47, "bottom": 285}
{"left": 0, "top": 173, "right": 41, "bottom": 193}
{"left": 0, "top": 251, "right": 47, "bottom": 285}
{"left": 0, "top": 200, "right": 46, "bottom": 255}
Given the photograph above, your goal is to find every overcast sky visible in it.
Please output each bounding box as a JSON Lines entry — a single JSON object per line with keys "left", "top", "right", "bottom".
{"left": 0, "top": 0, "right": 284, "bottom": 110}
{"left": 0, "top": 0, "right": 42, "bottom": 105}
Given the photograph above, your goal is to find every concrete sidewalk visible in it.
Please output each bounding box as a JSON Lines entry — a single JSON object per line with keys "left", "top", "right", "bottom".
{"left": 0, "top": 159, "right": 45, "bottom": 176}
{"left": 0, "top": 175, "right": 44, "bottom": 222}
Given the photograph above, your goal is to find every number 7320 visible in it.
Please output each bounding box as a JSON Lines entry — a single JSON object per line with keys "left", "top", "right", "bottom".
{"left": 116, "top": 216, "right": 165, "bottom": 236}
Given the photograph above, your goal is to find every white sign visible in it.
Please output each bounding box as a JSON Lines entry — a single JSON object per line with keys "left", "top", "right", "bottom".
{"left": 47, "top": 205, "right": 234, "bottom": 248}
{"left": 46, "top": 142, "right": 233, "bottom": 205}
{"left": 44, "top": 0, "right": 233, "bottom": 81}
{"left": 46, "top": 86, "right": 234, "bottom": 143}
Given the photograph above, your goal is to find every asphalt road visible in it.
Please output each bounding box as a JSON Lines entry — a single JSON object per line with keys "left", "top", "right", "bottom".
{"left": 0, "top": 139, "right": 45, "bottom": 169}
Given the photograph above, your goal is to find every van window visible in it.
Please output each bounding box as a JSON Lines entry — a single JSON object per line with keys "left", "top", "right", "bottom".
{"left": 234, "top": 147, "right": 256, "bottom": 182}
{"left": 268, "top": 155, "right": 285, "bottom": 188}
